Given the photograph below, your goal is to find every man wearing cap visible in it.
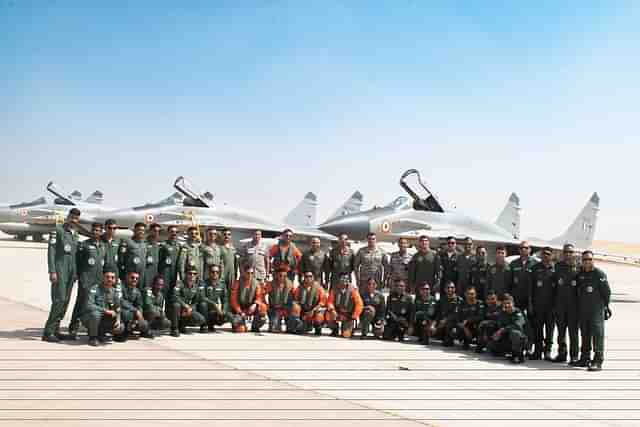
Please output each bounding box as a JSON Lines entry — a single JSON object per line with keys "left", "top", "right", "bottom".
{"left": 119, "top": 271, "right": 152, "bottom": 341}
{"left": 327, "top": 273, "right": 364, "bottom": 338}
{"left": 530, "top": 247, "right": 556, "bottom": 360}
{"left": 575, "top": 251, "right": 611, "bottom": 371}
{"left": 385, "top": 237, "right": 412, "bottom": 290}
{"left": 408, "top": 235, "right": 441, "bottom": 295}
{"left": 158, "top": 225, "right": 182, "bottom": 289}
{"left": 325, "top": 233, "right": 355, "bottom": 291}
{"left": 300, "top": 237, "right": 328, "bottom": 289}
{"left": 436, "top": 282, "right": 462, "bottom": 346}
{"left": 270, "top": 229, "right": 302, "bottom": 282}
{"left": 264, "top": 265, "right": 293, "bottom": 333}
{"left": 102, "top": 219, "right": 120, "bottom": 274}
{"left": 69, "top": 221, "right": 105, "bottom": 340}
{"left": 451, "top": 286, "right": 485, "bottom": 350}
{"left": 469, "top": 246, "right": 489, "bottom": 299}
{"left": 289, "top": 270, "right": 327, "bottom": 335}
{"left": 553, "top": 243, "right": 581, "bottom": 364}
{"left": 488, "top": 294, "right": 527, "bottom": 364}
{"left": 360, "top": 278, "right": 386, "bottom": 339}
{"left": 43, "top": 208, "right": 81, "bottom": 342}
{"left": 383, "top": 280, "right": 415, "bottom": 342}
{"left": 143, "top": 276, "right": 172, "bottom": 334}
{"left": 143, "top": 223, "right": 162, "bottom": 291}
{"left": 219, "top": 229, "right": 238, "bottom": 291}
{"left": 82, "top": 269, "right": 124, "bottom": 346}
{"left": 487, "top": 246, "right": 512, "bottom": 300}
{"left": 354, "top": 232, "right": 389, "bottom": 292}
{"left": 168, "top": 266, "right": 207, "bottom": 337}
{"left": 178, "top": 226, "right": 203, "bottom": 284}
{"left": 456, "top": 237, "right": 476, "bottom": 295}
{"left": 198, "top": 264, "right": 228, "bottom": 332}
{"left": 118, "top": 222, "right": 148, "bottom": 287}
{"left": 229, "top": 266, "right": 267, "bottom": 333}
{"left": 476, "top": 290, "right": 501, "bottom": 353}
{"left": 413, "top": 283, "right": 438, "bottom": 345}
{"left": 239, "top": 229, "right": 269, "bottom": 283}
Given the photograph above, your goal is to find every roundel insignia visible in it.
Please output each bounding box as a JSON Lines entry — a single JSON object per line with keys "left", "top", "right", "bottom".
{"left": 381, "top": 221, "right": 391, "bottom": 234}
{"left": 586, "top": 286, "right": 593, "bottom": 293}
{"left": 133, "top": 257, "right": 141, "bottom": 265}
{"left": 145, "top": 214, "right": 155, "bottom": 224}
{"left": 88, "top": 258, "right": 96, "bottom": 266}
{"left": 114, "top": 255, "right": 118, "bottom": 262}
{"left": 571, "top": 280, "right": 576, "bottom": 287}
{"left": 537, "top": 280, "right": 543, "bottom": 288}
{"left": 64, "top": 244, "right": 72, "bottom": 253}
{"left": 558, "top": 278, "right": 564, "bottom": 286}
{"left": 166, "top": 258, "right": 172, "bottom": 265}
{"left": 20, "top": 208, "right": 28, "bottom": 217}
{"left": 147, "top": 256, "right": 154, "bottom": 264}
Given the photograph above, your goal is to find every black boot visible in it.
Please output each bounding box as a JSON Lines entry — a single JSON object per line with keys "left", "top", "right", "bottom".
{"left": 88, "top": 336, "right": 99, "bottom": 347}
{"left": 552, "top": 353, "right": 567, "bottom": 363}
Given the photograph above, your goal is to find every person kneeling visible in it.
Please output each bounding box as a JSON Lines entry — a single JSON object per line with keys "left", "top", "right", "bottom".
{"left": 288, "top": 271, "right": 326, "bottom": 335}
{"left": 168, "top": 267, "right": 206, "bottom": 337}
{"left": 230, "top": 267, "right": 267, "bottom": 333}
{"left": 265, "top": 265, "right": 293, "bottom": 333}
{"left": 360, "top": 278, "right": 386, "bottom": 339}
{"left": 413, "top": 283, "right": 438, "bottom": 345}
{"left": 82, "top": 270, "right": 124, "bottom": 346}
{"left": 326, "top": 274, "right": 363, "bottom": 338}
{"left": 383, "top": 280, "right": 414, "bottom": 342}
{"left": 487, "top": 294, "right": 527, "bottom": 364}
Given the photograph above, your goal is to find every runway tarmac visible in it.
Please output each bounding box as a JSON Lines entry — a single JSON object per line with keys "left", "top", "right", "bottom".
{"left": 0, "top": 240, "right": 639, "bottom": 426}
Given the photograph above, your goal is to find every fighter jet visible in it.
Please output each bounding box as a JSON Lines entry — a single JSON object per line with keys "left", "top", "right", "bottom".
{"left": 319, "top": 169, "right": 599, "bottom": 252}
{"left": 0, "top": 183, "right": 119, "bottom": 241}
{"left": 105, "top": 176, "right": 361, "bottom": 246}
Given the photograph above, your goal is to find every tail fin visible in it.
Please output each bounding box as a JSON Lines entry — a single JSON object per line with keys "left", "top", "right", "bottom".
{"left": 551, "top": 192, "right": 600, "bottom": 249}
{"left": 495, "top": 192, "right": 521, "bottom": 239}
{"left": 85, "top": 191, "right": 104, "bottom": 204}
{"left": 284, "top": 192, "right": 318, "bottom": 227}
{"left": 324, "top": 191, "right": 364, "bottom": 223}
{"left": 70, "top": 190, "right": 83, "bottom": 201}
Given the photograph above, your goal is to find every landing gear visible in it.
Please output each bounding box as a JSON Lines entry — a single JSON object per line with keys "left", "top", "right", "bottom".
{"left": 33, "top": 233, "right": 44, "bottom": 242}
{"left": 16, "top": 234, "right": 27, "bottom": 241}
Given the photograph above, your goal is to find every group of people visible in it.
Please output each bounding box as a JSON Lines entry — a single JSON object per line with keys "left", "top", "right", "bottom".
{"left": 42, "top": 208, "right": 612, "bottom": 372}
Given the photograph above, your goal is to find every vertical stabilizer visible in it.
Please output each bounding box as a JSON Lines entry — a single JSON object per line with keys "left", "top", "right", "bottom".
{"left": 551, "top": 192, "right": 600, "bottom": 249}
{"left": 495, "top": 192, "right": 521, "bottom": 239}
{"left": 284, "top": 192, "right": 318, "bottom": 227}
{"left": 324, "top": 191, "right": 364, "bottom": 223}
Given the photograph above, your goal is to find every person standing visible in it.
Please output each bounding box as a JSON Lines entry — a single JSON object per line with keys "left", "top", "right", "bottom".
{"left": 42, "top": 208, "right": 81, "bottom": 342}
{"left": 575, "top": 251, "right": 611, "bottom": 371}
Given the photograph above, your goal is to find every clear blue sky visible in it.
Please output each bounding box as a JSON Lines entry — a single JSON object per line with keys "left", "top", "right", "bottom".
{"left": 1, "top": 1, "right": 638, "bottom": 241}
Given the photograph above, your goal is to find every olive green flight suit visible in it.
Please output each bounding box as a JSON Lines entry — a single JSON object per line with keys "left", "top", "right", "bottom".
{"left": 554, "top": 261, "right": 580, "bottom": 359}
{"left": 43, "top": 224, "right": 79, "bottom": 337}
{"left": 69, "top": 238, "right": 105, "bottom": 332}
{"left": 576, "top": 267, "right": 611, "bottom": 363}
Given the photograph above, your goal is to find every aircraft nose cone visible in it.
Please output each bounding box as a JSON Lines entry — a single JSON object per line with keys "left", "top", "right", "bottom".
{"left": 319, "top": 215, "right": 370, "bottom": 241}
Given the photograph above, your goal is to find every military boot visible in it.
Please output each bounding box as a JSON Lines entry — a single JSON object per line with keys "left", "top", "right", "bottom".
{"left": 88, "top": 337, "right": 99, "bottom": 347}
{"left": 41, "top": 334, "right": 60, "bottom": 343}
{"left": 552, "top": 353, "right": 567, "bottom": 363}
{"left": 588, "top": 359, "right": 603, "bottom": 372}
{"left": 572, "top": 357, "right": 590, "bottom": 368}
